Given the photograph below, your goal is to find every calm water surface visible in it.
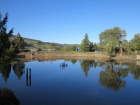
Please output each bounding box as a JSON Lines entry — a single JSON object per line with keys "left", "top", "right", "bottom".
{"left": 1, "top": 59, "right": 140, "bottom": 105}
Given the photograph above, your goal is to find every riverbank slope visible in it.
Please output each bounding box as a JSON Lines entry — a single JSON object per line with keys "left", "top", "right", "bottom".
{"left": 17, "top": 51, "right": 138, "bottom": 61}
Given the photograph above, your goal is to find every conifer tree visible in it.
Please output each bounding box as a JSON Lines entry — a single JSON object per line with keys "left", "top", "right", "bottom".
{"left": 13, "top": 33, "right": 25, "bottom": 53}
{"left": 0, "top": 12, "right": 13, "bottom": 60}
{"left": 80, "top": 33, "right": 90, "bottom": 52}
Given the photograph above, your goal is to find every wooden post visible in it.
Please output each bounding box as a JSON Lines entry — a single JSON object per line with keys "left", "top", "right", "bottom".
{"left": 26, "top": 68, "right": 28, "bottom": 86}
{"left": 29, "top": 68, "right": 31, "bottom": 87}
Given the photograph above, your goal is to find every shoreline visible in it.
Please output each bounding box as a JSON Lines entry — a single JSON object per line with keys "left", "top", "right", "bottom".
{"left": 17, "top": 51, "right": 139, "bottom": 61}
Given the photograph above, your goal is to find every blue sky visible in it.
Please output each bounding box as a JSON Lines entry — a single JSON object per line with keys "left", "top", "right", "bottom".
{"left": 0, "top": 0, "right": 140, "bottom": 44}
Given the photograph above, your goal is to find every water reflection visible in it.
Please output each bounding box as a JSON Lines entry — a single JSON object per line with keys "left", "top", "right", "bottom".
{"left": 0, "top": 88, "right": 20, "bottom": 105}
{"left": 80, "top": 60, "right": 100, "bottom": 76}
{"left": 1, "top": 59, "right": 140, "bottom": 105}
{"left": 0, "top": 59, "right": 140, "bottom": 90}
{"left": 60, "top": 62, "right": 68, "bottom": 69}
{"left": 0, "top": 61, "right": 25, "bottom": 83}
{"left": 12, "top": 62, "right": 25, "bottom": 79}
{"left": 71, "top": 59, "right": 77, "bottom": 64}
{"left": 99, "top": 61, "right": 126, "bottom": 91}
{"left": 79, "top": 60, "right": 140, "bottom": 91}
{"left": 80, "top": 60, "right": 94, "bottom": 77}
{"left": 0, "top": 61, "right": 32, "bottom": 87}
{"left": 26, "top": 68, "right": 31, "bottom": 87}
{"left": 0, "top": 63, "right": 11, "bottom": 83}
{"left": 128, "top": 63, "right": 140, "bottom": 80}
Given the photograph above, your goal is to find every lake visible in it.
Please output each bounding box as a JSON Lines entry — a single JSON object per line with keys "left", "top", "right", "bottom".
{"left": 0, "top": 59, "right": 140, "bottom": 105}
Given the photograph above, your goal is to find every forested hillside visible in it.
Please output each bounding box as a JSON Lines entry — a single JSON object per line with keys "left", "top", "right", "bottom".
{"left": 10, "top": 35, "right": 80, "bottom": 51}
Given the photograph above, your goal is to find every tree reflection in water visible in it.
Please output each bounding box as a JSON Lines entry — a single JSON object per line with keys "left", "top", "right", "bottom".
{"left": 0, "top": 88, "right": 20, "bottom": 105}
{"left": 0, "top": 63, "right": 11, "bottom": 83}
{"left": 1, "top": 59, "right": 140, "bottom": 92}
{"left": 128, "top": 63, "right": 140, "bottom": 80}
{"left": 99, "top": 61, "right": 126, "bottom": 91}
{"left": 12, "top": 62, "right": 25, "bottom": 79}
{"left": 81, "top": 60, "right": 92, "bottom": 77}
{"left": 0, "top": 61, "right": 25, "bottom": 83}
{"left": 80, "top": 60, "right": 98, "bottom": 77}
{"left": 71, "top": 59, "right": 77, "bottom": 64}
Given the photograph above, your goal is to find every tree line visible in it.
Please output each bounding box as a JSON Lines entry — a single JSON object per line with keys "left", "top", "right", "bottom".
{"left": 80, "top": 27, "right": 140, "bottom": 55}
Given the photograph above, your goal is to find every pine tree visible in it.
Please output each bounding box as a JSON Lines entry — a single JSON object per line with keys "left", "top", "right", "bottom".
{"left": 13, "top": 33, "right": 25, "bottom": 53}
{"left": 80, "top": 33, "right": 90, "bottom": 52}
{"left": 0, "top": 12, "right": 14, "bottom": 60}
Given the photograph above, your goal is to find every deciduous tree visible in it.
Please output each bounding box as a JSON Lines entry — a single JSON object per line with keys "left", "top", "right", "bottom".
{"left": 129, "top": 33, "right": 140, "bottom": 52}
{"left": 99, "top": 27, "right": 127, "bottom": 55}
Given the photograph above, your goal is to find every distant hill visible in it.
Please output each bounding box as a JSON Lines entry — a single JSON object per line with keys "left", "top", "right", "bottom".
{"left": 10, "top": 35, "right": 80, "bottom": 51}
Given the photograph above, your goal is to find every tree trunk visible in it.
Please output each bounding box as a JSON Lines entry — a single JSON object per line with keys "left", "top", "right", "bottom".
{"left": 120, "top": 44, "right": 122, "bottom": 56}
